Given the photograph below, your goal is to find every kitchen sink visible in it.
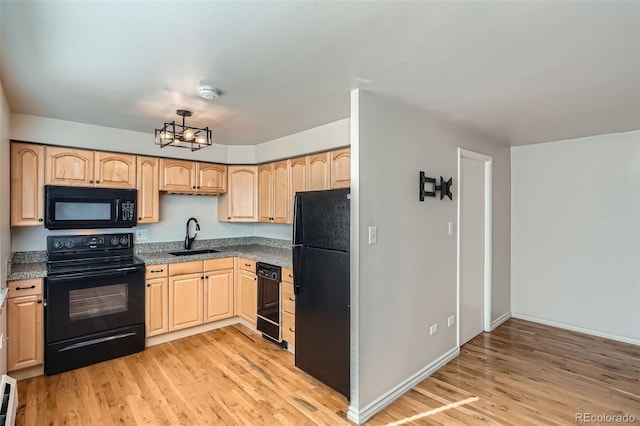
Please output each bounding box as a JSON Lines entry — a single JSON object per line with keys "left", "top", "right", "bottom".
{"left": 168, "top": 249, "right": 220, "bottom": 256}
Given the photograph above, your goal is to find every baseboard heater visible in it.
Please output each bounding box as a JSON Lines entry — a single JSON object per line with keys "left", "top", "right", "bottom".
{"left": 0, "top": 375, "right": 17, "bottom": 426}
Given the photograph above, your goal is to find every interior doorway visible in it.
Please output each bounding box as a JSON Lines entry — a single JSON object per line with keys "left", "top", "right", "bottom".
{"left": 457, "top": 148, "right": 492, "bottom": 346}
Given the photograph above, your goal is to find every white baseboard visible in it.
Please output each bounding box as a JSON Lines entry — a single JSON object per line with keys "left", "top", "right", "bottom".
{"left": 490, "top": 311, "right": 512, "bottom": 330}
{"left": 511, "top": 313, "right": 640, "bottom": 346}
{"left": 347, "top": 346, "right": 460, "bottom": 425}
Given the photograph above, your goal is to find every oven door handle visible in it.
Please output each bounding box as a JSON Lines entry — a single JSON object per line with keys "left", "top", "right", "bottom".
{"left": 59, "top": 332, "right": 137, "bottom": 352}
{"left": 47, "top": 267, "right": 144, "bottom": 282}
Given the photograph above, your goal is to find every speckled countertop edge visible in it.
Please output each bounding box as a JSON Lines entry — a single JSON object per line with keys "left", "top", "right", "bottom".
{"left": 7, "top": 238, "right": 292, "bottom": 281}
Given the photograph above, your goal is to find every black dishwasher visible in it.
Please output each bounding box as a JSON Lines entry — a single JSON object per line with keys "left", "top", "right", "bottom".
{"left": 256, "top": 262, "right": 282, "bottom": 343}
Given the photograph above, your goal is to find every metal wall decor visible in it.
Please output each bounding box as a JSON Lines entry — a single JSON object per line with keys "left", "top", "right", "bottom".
{"left": 155, "top": 109, "right": 213, "bottom": 152}
{"left": 419, "top": 171, "right": 453, "bottom": 201}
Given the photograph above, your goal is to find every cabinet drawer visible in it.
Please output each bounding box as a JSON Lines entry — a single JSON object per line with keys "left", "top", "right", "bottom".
{"left": 282, "top": 267, "right": 293, "bottom": 283}
{"left": 8, "top": 278, "right": 43, "bottom": 298}
{"left": 282, "top": 284, "right": 295, "bottom": 315}
{"left": 282, "top": 311, "right": 295, "bottom": 344}
{"left": 169, "top": 261, "right": 202, "bottom": 276}
{"left": 204, "top": 257, "right": 234, "bottom": 271}
{"left": 145, "top": 264, "right": 168, "bottom": 278}
{"left": 238, "top": 258, "right": 256, "bottom": 272}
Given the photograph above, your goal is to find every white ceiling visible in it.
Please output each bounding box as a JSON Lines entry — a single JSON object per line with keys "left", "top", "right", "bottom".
{"left": 1, "top": 1, "right": 638, "bottom": 146}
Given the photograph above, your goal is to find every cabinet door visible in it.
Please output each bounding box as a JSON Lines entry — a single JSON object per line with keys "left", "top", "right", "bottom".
{"left": 146, "top": 277, "right": 168, "bottom": 337}
{"left": 45, "top": 146, "right": 94, "bottom": 187}
{"left": 288, "top": 156, "right": 306, "bottom": 224}
{"left": 204, "top": 268, "right": 234, "bottom": 323}
{"left": 94, "top": 152, "right": 136, "bottom": 188}
{"left": 136, "top": 156, "right": 160, "bottom": 223}
{"left": 272, "top": 160, "right": 289, "bottom": 223}
{"left": 159, "top": 159, "right": 196, "bottom": 193}
{"left": 197, "top": 163, "right": 227, "bottom": 194}
{"left": 237, "top": 269, "right": 257, "bottom": 325}
{"left": 330, "top": 148, "right": 351, "bottom": 189}
{"left": 7, "top": 294, "right": 43, "bottom": 371}
{"left": 307, "top": 152, "right": 330, "bottom": 191}
{"left": 257, "top": 164, "right": 273, "bottom": 223}
{"left": 11, "top": 143, "right": 45, "bottom": 226}
{"left": 219, "top": 166, "right": 258, "bottom": 222}
{"left": 168, "top": 272, "right": 203, "bottom": 331}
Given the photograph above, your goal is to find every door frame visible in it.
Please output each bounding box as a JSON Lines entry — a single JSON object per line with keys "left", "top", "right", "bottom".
{"left": 456, "top": 148, "right": 493, "bottom": 347}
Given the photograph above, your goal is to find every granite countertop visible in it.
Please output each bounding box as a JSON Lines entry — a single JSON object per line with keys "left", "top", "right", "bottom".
{"left": 7, "top": 237, "right": 293, "bottom": 281}
{"left": 137, "top": 244, "right": 292, "bottom": 269}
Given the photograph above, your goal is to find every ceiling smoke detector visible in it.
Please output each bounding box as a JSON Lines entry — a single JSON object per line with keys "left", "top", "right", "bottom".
{"left": 198, "top": 80, "right": 220, "bottom": 100}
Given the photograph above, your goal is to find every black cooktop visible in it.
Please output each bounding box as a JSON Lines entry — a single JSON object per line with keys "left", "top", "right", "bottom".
{"left": 47, "top": 255, "right": 145, "bottom": 276}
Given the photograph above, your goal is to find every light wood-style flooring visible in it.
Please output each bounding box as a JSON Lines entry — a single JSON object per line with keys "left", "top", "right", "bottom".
{"left": 16, "top": 319, "right": 640, "bottom": 425}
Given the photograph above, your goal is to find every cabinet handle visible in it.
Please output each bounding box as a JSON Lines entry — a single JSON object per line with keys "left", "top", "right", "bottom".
{"left": 289, "top": 327, "right": 295, "bottom": 332}
{"left": 138, "top": 217, "right": 142, "bottom": 220}
{"left": 205, "top": 276, "right": 209, "bottom": 279}
{"left": 146, "top": 284, "right": 150, "bottom": 287}
{"left": 89, "top": 180, "right": 94, "bottom": 184}
{"left": 197, "top": 186, "right": 201, "bottom": 189}
{"left": 228, "top": 217, "right": 231, "bottom": 220}
{"left": 245, "top": 263, "right": 251, "bottom": 267}
{"left": 38, "top": 218, "right": 43, "bottom": 222}
{"left": 150, "top": 269, "right": 164, "bottom": 273}
{"left": 288, "top": 274, "right": 293, "bottom": 278}
{"left": 15, "top": 285, "right": 36, "bottom": 291}
{"left": 96, "top": 180, "right": 100, "bottom": 184}
{"left": 192, "top": 186, "right": 196, "bottom": 189}
{"left": 37, "top": 300, "right": 43, "bottom": 304}
{"left": 254, "top": 277, "right": 257, "bottom": 281}
{"left": 288, "top": 296, "right": 295, "bottom": 301}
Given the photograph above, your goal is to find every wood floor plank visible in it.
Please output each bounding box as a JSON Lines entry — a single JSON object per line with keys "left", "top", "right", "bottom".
{"left": 15, "top": 319, "right": 640, "bottom": 425}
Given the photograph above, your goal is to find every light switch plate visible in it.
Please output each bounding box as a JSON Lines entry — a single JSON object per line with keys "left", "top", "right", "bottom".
{"left": 136, "top": 229, "right": 148, "bottom": 241}
{"left": 430, "top": 323, "right": 438, "bottom": 335}
{"left": 448, "top": 315, "right": 455, "bottom": 327}
{"left": 448, "top": 222, "right": 455, "bottom": 236}
{"left": 368, "top": 226, "right": 377, "bottom": 245}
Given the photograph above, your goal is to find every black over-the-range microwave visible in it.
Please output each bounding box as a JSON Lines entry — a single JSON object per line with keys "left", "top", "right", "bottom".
{"left": 44, "top": 185, "right": 137, "bottom": 230}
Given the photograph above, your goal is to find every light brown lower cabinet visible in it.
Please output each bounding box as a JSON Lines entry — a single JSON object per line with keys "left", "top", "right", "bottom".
{"left": 237, "top": 260, "right": 257, "bottom": 325}
{"left": 281, "top": 267, "right": 295, "bottom": 345}
{"left": 168, "top": 272, "right": 204, "bottom": 331}
{"left": 145, "top": 276, "right": 169, "bottom": 337}
{"left": 204, "top": 258, "right": 235, "bottom": 323}
{"left": 7, "top": 278, "right": 44, "bottom": 372}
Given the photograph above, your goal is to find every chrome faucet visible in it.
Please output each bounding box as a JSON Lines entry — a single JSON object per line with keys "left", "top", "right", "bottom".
{"left": 185, "top": 217, "right": 200, "bottom": 250}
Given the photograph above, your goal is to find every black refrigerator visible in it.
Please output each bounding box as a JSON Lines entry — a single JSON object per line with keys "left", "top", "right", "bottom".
{"left": 293, "top": 188, "right": 350, "bottom": 399}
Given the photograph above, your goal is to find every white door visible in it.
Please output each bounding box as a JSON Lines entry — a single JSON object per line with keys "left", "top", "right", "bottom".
{"left": 459, "top": 155, "right": 486, "bottom": 345}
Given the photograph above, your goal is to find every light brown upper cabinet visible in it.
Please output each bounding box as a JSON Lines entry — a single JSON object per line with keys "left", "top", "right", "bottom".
{"left": 288, "top": 156, "right": 307, "bottom": 223}
{"left": 11, "top": 143, "right": 45, "bottom": 226}
{"left": 330, "top": 147, "right": 351, "bottom": 189}
{"left": 45, "top": 146, "right": 136, "bottom": 188}
{"left": 160, "top": 158, "right": 226, "bottom": 194}
{"left": 307, "top": 152, "right": 330, "bottom": 191}
{"left": 218, "top": 166, "right": 258, "bottom": 222}
{"left": 258, "top": 160, "right": 289, "bottom": 223}
{"left": 136, "top": 156, "right": 160, "bottom": 223}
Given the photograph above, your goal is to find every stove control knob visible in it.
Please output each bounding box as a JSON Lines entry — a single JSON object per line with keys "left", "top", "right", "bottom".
{"left": 111, "top": 236, "right": 120, "bottom": 246}
{"left": 53, "top": 240, "right": 63, "bottom": 249}
{"left": 64, "top": 240, "right": 74, "bottom": 249}
{"left": 120, "top": 236, "right": 128, "bottom": 245}
{"left": 271, "top": 273, "right": 277, "bottom": 280}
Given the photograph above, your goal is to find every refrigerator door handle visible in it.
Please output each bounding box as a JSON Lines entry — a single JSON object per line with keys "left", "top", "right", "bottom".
{"left": 293, "top": 194, "right": 302, "bottom": 245}
{"left": 292, "top": 246, "right": 301, "bottom": 295}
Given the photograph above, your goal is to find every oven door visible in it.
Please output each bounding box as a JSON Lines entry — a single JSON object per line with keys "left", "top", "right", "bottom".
{"left": 45, "top": 266, "right": 145, "bottom": 343}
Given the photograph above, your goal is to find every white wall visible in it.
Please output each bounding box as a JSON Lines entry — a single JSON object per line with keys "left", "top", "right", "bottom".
{"left": 254, "top": 118, "right": 349, "bottom": 163}
{"left": 11, "top": 114, "right": 229, "bottom": 163}
{"left": 511, "top": 131, "right": 640, "bottom": 343}
{"left": 350, "top": 91, "right": 511, "bottom": 420}
{"left": 0, "top": 80, "right": 10, "bottom": 374}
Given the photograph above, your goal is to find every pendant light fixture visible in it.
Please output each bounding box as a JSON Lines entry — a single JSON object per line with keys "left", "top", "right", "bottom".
{"left": 155, "top": 109, "right": 212, "bottom": 152}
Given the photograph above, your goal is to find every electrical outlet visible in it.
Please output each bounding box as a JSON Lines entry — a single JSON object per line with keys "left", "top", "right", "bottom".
{"left": 448, "top": 315, "right": 455, "bottom": 327}
{"left": 429, "top": 323, "right": 438, "bottom": 335}
{"left": 448, "top": 222, "right": 455, "bottom": 236}
{"left": 136, "top": 229, "right": 148, "bottom": 241}
{"left": 368, "top": 226, "right": 377, "bottom": 245}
